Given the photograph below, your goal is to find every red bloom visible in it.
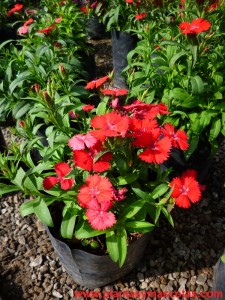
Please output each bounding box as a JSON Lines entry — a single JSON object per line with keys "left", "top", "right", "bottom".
{"left": 18, "top": 26, "right": 29, "bottom": 35}
{"left": 7, "top": 3, "right": 23, "bottom": 16}
{"left": 24, "top": 18, "right": 34, "bottom": 26}
{"left": 130, "top": 118, "right": 158, "bottom": 135}
{"left": 80, "top": 6, "right": 88, "bottom": 14}
{"left": 85, "top": 76, "right": 109, "bottom": 89}
{"left": 101, "top": 88, "right": 128, "bottom": 97}
{"left": 135, "top": 13, "right": 146, "bottom": 20}
{"left": 83, "top": 104, "right": 95, "bottom": 112}
{"left": 134, "top": 129, "right": 172, "bottom": 164}
{"left": 68, "top": 133, "right": 97, "bottom": 150}
{"left": 55, "top": 16, "right": 62, "bottom": 23}
{"left": 38, "top": 24, "right": 55, "bottom": 34}
{"left": 73, "top": 141, "right": 112, "bottom": 172}
{"left": 161, "top": 123, "right": 189, "bottom": 150}
{"left": 78, "top": 174, "right": 113, "bottom": 208}
{"left": 86, "top": 199, "right": 116, "bottom": 230}
{"left": 170, "top": 169, "right": 203, "bottom": 208}
{"left": 126, "top": 0, "right": 133, "bottom": 3}
{"left": 112, "top": 187, "right": 127, "bottom": 201}
{"left": 43, "top": 162, "right": 74, "bottom": 190}
{"left": 208, "top": 1, "right": 218, "bottom": 11}
{"left": 122, "top": 101, "right": 169, "bottom": 119}
{"left": 91, "top": 111, "right": 130, "bottom": 140}
{"left": 179, "top": 18, "right": 211, "bottom": 34}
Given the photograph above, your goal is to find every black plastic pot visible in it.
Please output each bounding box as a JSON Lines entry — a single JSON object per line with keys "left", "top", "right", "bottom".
{"left": 111, "top": 30, "right": 138, "bottom": 89}
{"left": 212, "top": 253, "right": 225, "bottom": 300}
{"left": 45, "top": 226, "right": 151, "bottom": 288}
{"left": 0, "top": 129, "right": 6, "bottom": 152}
{"left": 86, "top": 14, "right": 106, "bottom": 40}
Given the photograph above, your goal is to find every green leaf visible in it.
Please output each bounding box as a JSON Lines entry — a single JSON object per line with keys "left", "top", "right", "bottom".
{"left": 9, "top": 70, "right": 32, "bottom": 93}
{"left": 169, "top": 51, "right": 187, "bottom": 68}
{"left": 117, "top": 173, "right": 139, "bottom": 185}
{"left": 61, "top": 204, "right": 77, "bottom": 239}
{"left": 125, "top": 221, "right": 155, "bottom": 233}
{"left": 190, "top": 75, "right": 204, "bottom": 94}
{"left": 117, "top": 227, "right": 127, "bottom": 267}
{"left": 12, "top": 101, "right": 32, "bottom": 119}
{"left": 132, "top": 187, "right": 154, "bottom": 202}
{"left": 106, "top": 231, "right": 119, "bottom": 263}
{"left": 0, "top": 183, "right": 20, "bottom": 196}
{"left": 115, "top": 155, "right": 129, "bottom": 175}
{"left": 96, "top": 101, "right": 107, "bottom": 115}
{"left": 221, "top": 254, "right": 225, "bottom": 264}
{"left": 184, "top": 135, "right": 199, "bottom": 160}
{"left": 11, "top": 167, "right": 26, "bottom": 189}
{"left": 119, "top": 199, "right": 145, "bottom": 220}
{"left": 19, "top": 199, "right": 37, "bottom": 217}
{"left": 161, "top": 207, "right": 174, "bottom": 227}
{"left": 75, "top": 220, "right": 105, "bottom": 239}
{"left": 33, "top": 198, "right": 54, "bottom": 227}
{"left": 209, "top": 119, "right": 221, "bottom": 142}
{"left": 151, "top": 183, "right": 169, "bottom": 199}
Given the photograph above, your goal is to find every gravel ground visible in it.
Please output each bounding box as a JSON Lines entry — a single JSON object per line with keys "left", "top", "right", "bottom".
{"left": 0, "top": 38, "right": 225, "bottom": 300}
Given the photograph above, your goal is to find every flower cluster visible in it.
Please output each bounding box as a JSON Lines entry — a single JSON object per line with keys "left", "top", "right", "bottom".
{"left": 41, "top": 75, "right": 203, "bottom": 233}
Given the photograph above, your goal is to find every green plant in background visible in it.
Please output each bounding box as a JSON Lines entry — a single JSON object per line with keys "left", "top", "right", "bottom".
{"left": 0, "top": 0, "right": 93, "bottom": 123}
{"left": 125, "top": 0, "right": 225, "bottom": 159}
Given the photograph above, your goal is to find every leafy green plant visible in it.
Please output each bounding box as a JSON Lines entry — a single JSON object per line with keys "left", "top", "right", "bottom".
{"left": 0, "top": 75, "right": 205, "bottom": 267}
{"left": 125, "top": 0, "right": 225, "bottom": 158}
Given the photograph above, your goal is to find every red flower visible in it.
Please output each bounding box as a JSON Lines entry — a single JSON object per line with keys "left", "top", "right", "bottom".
{"left": 18, "top": 26, "right": 29, "bottom": 35}
{"left": 85, "top": 76, "right": 109, "bottom": 89}
{"left": 86, "top": 199, "right": 116, "bottom": 230}
{"left": 130, "top": 118, "right": 158, "bottom": 135}
{"left": 7, "top": 3, "right": 23, "bottom": 16}
{"left": 78, "top": 174, "right": 113, "bottom": 208}
{"left": 126, "top": 0, "right": 133, "bottom": 3}
{"left": 122, "top": 101, "right": 169, "bottom": 119}
{"left": 24, "top": 18, "right": 34, "bottom": 26}
{"left": 19, "top": 120, "right": 25, "bottom": 127}
{"left": 134, "top": 129, "right": 172, "bottom": 164}
{"left": 91, "top": 111, "right": 130, "bottom": 140}
{"left": 112, "top": 187, "right": 127, "bottom": 201}
{"left": 38, "top": 24, "right": 55, "bottom": 34}
{"left": 179, "top": 18, "right": 211, "bottom": 34}
{"left": 43, "top": 162, "right": 74, "bottom": 190}
{"left": 83, "top": 104, "right": 95, "bottom": 112}
{"left": 68, "top": 133, "right": 97, "bottom": 150}
{"left": 55, "top": 16, "right": 62, "bottom": 23}
{"left": 73, "top": 141, "right": 112, "bottom": 172}
{"left": 161, "top": 123, "right": 189, "bottom": 150}
{"left": 208, "top": 1, "right": 218, "bottom": 11}
{"left": 80, "top": 6, "right": 88, "bottom": 14}
{"left": 135, "top": 13, "right": 146, "bottom": 20}
{"left": 101, "top": 88, "right": 128, "bottom": 97}
{"left": 170, "top": 169, "right": 203, "bottom": 208}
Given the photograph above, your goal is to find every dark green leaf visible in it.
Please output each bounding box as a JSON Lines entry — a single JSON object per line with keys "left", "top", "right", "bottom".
{"left": 106, "top": 231, "right": 119, "bottom": 263}
{"left": 33, "top": 198, "right": 54, "bottom": 227}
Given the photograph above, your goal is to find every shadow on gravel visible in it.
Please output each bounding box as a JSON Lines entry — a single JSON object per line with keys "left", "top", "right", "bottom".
{"left": 0, "top": 274, "right": 24, "bottom": 300}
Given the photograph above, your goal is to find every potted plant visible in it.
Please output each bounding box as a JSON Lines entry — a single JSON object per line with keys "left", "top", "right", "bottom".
{"left": 0, "top": 73, "right": 205, "bottom": 287}
{"left": 124, "top": 0, "right": 225, "bottom": 181}
{"left": 93, "top": 0, "right": 153, "bottom": 88}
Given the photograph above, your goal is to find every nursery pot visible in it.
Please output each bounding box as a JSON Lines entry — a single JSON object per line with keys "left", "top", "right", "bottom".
{"left": 45, "top": 226, "right": 151, "bottom": 288}
{"left": 212, "top": 252, "right": 225, "bottom": 300}
{"left": 0, "top": 129, "right": 6, "bottom": 152}
{"left": 85, "top": 14, "right": 106, "bottom": 40}
{"left": 111, "top": 30, "right": 138, "bottom": 89}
